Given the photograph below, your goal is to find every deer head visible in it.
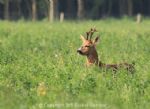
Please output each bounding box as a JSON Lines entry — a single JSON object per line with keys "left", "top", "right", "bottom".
{"left": 77, "top": 28, "right": 99, "bottom": 56}
{"left": 77, "top": 28, "right": 100, "bottom": 65}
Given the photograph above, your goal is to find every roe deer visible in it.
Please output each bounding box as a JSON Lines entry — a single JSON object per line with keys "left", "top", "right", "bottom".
{"left": 77, "top": 28, "right": 135, "bottom": 73}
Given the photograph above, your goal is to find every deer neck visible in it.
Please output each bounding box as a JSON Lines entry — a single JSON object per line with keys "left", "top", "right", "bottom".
{"left": 86, "top": 49, "right": 99, "bottom": 66}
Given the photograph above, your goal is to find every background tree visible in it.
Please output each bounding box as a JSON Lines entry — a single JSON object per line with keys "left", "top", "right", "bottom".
{"left": 31, "top": 0, "right": 37, "bottom": 21}
{"left": 16, "top": 0, "right": 21, "bottom": 19}
{"left": 107, "top": 0, "right": 112, "bottom": 16}
{"left": 47, "top": 0, "right": 54, "bottom": 22}
{"left": 119, "top": 0, "right": 128, "bottom": 16}
{"left": 4, "top": 0, "right": 9, "bottom": 20}
{"left": 0, "top": 0, "right": 150, "bottom": 20}
{"left": 66, "top": 0, "right": 73, "bottom": 18}
{"left": 53, "top": 0, "right": 58, "bottom": 19}
{"left": 77, "top": 0, "right": 84, "bottom": 19}
{"left": 10, "top": 0, "right": 22, "bottom": 20}
{"left": 127, "top": 0, "right": 133, "bottom": 16}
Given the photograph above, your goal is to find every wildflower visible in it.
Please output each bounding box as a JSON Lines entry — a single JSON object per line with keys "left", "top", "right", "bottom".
{"left": 37, "top": 82, "right": 47, "bottom": 96}
{"left": 55, "top": 54, "right": 58, "bottom": 58}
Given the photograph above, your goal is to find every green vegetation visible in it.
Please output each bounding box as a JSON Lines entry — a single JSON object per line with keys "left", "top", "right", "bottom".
{"left": 0, "top": 19, "right": 150, "bottom": 109}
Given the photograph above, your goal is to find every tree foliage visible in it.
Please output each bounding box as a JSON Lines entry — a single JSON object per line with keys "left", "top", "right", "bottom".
{"left": 0, "top": 0, "right": 149, "bottom": 20}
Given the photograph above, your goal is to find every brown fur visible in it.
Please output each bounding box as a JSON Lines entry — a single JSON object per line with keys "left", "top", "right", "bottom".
{"left": 77, "top": 28, "right": 134, "bottom": 73}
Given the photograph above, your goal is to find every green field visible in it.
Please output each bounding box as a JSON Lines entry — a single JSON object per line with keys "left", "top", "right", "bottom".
{"left": 0, "top": 19, "right": 150, "bottom": 109}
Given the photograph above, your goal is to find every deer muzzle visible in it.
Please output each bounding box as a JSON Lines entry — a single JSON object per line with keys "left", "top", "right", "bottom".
{"left": 77, "top": 48, "right": 83, "bottom": 55}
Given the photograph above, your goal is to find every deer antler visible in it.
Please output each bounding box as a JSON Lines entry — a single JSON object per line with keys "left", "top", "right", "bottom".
{"left": 86, "top": 31, "right": 90, "bottom": 40}
{"left": 86, "top": 28, "right": 97, "bottom": 40}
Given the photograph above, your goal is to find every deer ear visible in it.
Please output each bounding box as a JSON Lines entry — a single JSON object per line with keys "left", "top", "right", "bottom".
{"left": 80, "top": 35, "right": 86, "bottom": 42}
{"left": 93, "top": 36, "right": 99, "bottom": 44}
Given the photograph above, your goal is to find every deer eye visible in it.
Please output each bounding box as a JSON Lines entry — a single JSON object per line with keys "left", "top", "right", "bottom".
{"left": 85, "top": 45, "right": 90, "bottom": 48}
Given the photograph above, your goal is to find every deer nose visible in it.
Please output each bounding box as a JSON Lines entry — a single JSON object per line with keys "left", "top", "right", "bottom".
{"left": 77, "top": 49, "right": 81, "bottom": 53}
{"left": 77, "top": 48, "right": 82, "bottom": 53}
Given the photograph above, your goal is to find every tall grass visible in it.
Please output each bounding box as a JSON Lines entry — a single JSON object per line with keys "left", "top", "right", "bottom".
{"left": 0, "top": 19, "right": 150, "bottom": 109}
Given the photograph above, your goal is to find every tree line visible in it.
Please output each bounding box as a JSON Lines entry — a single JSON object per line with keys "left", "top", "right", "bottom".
{"left": 0, "top": 0, "right": 150, "bottom": 21}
